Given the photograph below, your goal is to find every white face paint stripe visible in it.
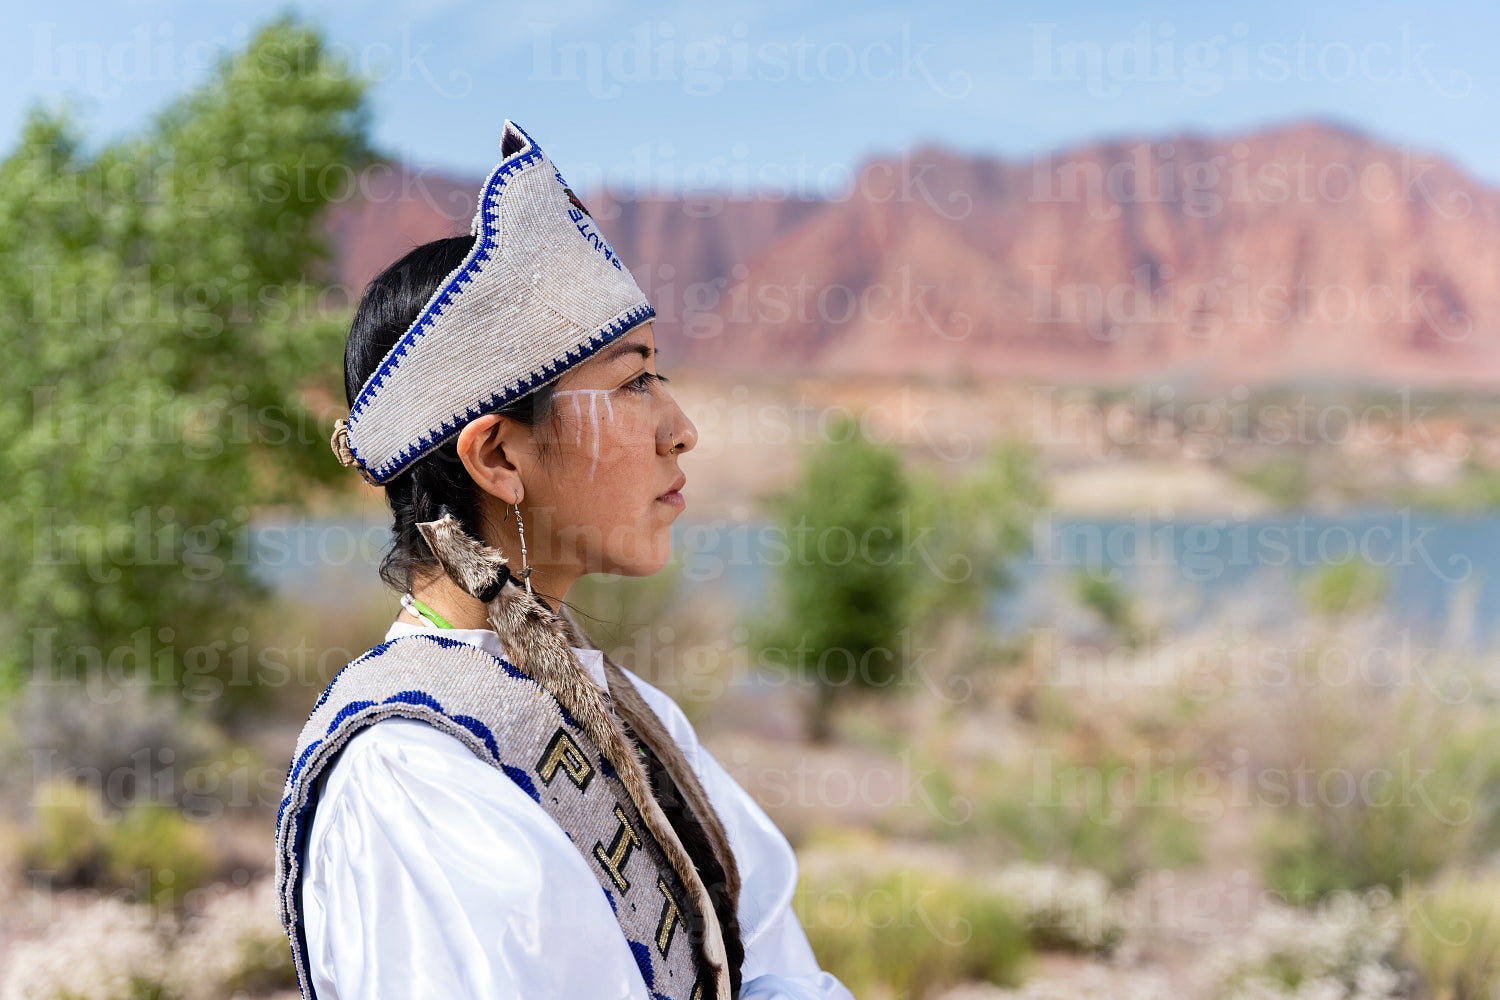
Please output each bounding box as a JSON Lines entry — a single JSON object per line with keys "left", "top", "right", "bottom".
{"left": 553, "top": 388, "right": 623, "bottom": 481}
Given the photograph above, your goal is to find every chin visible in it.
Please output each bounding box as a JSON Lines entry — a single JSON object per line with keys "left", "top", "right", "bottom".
{"left": 609, "top": 545, "right": 673, "bottom": 578}
{"left": 613, "top": 554, "right": 672, "bottom": 578}
{"left": 597, "top": 526, "right": 674, "bottom": 578}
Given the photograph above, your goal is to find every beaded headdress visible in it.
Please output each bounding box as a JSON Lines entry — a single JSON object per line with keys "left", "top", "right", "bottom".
{"left": 331, "top": 120, "right": 654, "bottom": 485}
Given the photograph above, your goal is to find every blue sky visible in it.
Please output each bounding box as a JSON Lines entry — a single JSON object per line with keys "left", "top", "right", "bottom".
{"left": 7, "top": 0, "right": 1498, "bottom": 193}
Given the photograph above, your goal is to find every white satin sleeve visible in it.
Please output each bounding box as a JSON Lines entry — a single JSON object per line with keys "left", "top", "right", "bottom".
{"left": 301, "top": 682, "right": 855, "bottom": 1000}
{"left": 300, "top": 718, "right": 648, "bottom": 1000}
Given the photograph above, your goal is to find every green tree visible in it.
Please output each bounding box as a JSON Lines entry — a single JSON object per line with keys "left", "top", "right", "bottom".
{"left": 0, "top": 17, "right": 371, "bottom": 695}
{"left": 763, "top": 417, "right": 910, "bottom": 740}
{"left": 760, "top": 419, "right": 1044, "bottom": 740}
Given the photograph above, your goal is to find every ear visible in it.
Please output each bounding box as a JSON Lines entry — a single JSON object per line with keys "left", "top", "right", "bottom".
{"left": 455, "top": 413, "right": 527, "bottom": 506}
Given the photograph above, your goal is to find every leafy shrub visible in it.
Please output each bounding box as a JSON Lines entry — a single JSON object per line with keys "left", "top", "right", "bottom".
{"left": 1234, "top": 454, "right": 1311, "bottom": 508}
{"left": 0, "top": 878, "right": 292, "bottom": 1000}
{"left": 19, "top": 779, "right": 218, "bottom": 906}
{"left": 167, "top": 879, "right": 296, "bottom": 1000}
{"left": 1202, "top": 889, "right": 1405, "bottom": 1000}
{"left": 992, "top": 862, "right": 1124, "bottom": 954}
{"left": 1401, "top": 874, "right": 1500, "bottom": 1000}
{"left": 104, "top": 803, "right": 217, "bottom": 907}
{"left": 1256, "top": 695, "right": 1500, "bottom": 901}
{"left": 795, "top": 864, "right": 1030, "bottom": 1000}
{"left": 979, "top": 963, "right": 1174, "bottom": 999}
{"left": 22, "top": 779, "right": 110, "bottom": 886}
{"left": 983, "top": 750, "right": 1204, "bottom": 888}
{"left": 1299, "top": 560, "right": 1388, "bottom": 617}
{"left": 1, "top": 897, "right": 172, "bottom": 1000}
{"left": 1071, "top": 571, "right": 1137, "bottom": 641}
{"left": 3, "top": 679, "right": 219, "bottom": 815}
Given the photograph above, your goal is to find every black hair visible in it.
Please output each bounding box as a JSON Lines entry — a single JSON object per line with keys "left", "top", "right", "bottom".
{"left": 344, "top": 235, "right": 555, "bottom": 594}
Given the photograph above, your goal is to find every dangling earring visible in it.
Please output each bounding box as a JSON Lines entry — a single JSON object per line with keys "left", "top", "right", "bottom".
{"left": 513, "top": 503, "right": 532, "bottom": 595}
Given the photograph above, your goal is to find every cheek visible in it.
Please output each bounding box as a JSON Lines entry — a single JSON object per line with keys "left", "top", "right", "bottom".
{"left": 552, "top": 391, "right": 655, "bottom": 479}
{"left": 551, "top": 390, "right": 616, "bottom": 457}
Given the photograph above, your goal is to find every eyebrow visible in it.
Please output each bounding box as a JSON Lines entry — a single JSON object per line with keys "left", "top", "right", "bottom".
{"left": 598, "top": 341, "right": 655, "bottom": 365}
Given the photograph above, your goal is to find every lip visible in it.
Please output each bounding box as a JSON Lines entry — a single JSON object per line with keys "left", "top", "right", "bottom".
{"left": 656, "top": 473, "right": 687, "bottom": 510}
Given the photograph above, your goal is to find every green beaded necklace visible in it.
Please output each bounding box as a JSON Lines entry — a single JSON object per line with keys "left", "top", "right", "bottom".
{"left": 407, "top": 595, "right": 453, "bottom": 630}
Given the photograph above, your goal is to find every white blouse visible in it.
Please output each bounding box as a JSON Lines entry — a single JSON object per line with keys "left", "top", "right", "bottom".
{"left": 300, "top": 620, "right": 854, "bottom": 1000}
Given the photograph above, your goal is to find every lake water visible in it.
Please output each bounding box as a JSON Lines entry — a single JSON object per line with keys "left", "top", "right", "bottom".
{"left": 251, "top": 507, "right": 1500, "bottom": 647}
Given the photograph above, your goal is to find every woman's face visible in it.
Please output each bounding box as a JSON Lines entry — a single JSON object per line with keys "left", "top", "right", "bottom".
{"left": 507, "top": 321, "right": 697, "bottom": 585}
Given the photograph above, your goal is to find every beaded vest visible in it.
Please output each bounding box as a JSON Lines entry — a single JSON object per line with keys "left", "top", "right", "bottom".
{"left": 274, "top": 632, "right": 729, "bottom": 999}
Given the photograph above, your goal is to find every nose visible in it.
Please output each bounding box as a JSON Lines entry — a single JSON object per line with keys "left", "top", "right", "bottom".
{"left": 658, "top": 395, "right": 698, "bottom": 456}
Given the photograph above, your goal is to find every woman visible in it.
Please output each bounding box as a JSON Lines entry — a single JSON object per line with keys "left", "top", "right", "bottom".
{"left": 274, "top": 121, "right": 853, "bottom": 1000}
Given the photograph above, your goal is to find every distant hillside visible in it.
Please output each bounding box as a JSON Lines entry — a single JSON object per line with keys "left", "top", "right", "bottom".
{"left": 329, "top": 122, "right": 1500, "bottom": 384}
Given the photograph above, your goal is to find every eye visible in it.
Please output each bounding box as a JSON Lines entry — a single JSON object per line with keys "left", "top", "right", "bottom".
{"left": 622, "top": 370, "right": 669, "bottom": 394}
